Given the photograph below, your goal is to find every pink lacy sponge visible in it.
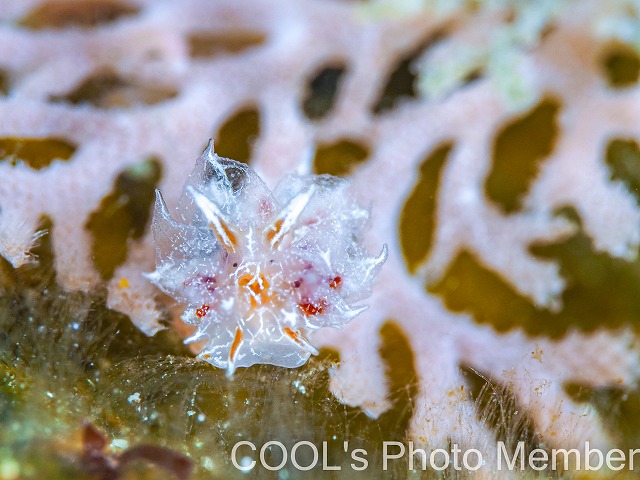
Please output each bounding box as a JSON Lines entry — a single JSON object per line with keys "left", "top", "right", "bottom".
{"left": 147, "top": 141, "right": 387, "bottom": 376}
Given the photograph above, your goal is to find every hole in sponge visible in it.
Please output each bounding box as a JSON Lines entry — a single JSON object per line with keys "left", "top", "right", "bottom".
{"left": 601, "top": 43, "right": 640, "bottom": 89}
{"left": 188, "top": 31, "right": 266, "bottom": 58}
{"left": 377, "top": 320, "right": 418, "bottom": 433}
{"left": 430, "top": 207, "right": 640, "bottom": 338}
{"left": 399, "top": 143, "right": 453, "bottom": 274}
{"left": 429, "top": 250, "right": 542, "bottom": 334}
{"left": 564, "top": 383, "right": 640, "bottom": 451}
{"left": 0, "top": 137, "right": 76, "bottom": 170}
{"left": 19, "top": 0, "right": 140, "bottom": 30}
{"left": 214, "top": 106, "right": 261, "bottom": 164}
{"left": 605, "top": 138, "right": 640, "bottom": 205}
{"left": 372, "top": 32, "right": 446, "bottom": 115}
{"left": 49, "top": 71, "right": 178, "bottom": 109}
{"left": 0, "top": 69, "right": 9, "bottom": 96}
{"left": 86, "top": 158, "right": 162, "bottom": 280}
{"left": 485, "top": 98, "right": 561, "bottom": 213}
{"left": 312, "top": 139, "right": 369, "bottom": 176}
{"left": 301, "top": 64, "right": 347, "bottom": 121}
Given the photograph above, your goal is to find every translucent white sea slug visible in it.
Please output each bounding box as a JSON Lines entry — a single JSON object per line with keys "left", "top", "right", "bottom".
{"left": 147, "top": 141, "right": 387, "bottom": 376}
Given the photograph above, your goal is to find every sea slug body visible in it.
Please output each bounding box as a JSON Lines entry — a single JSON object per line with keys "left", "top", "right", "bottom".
{"left": 148, "top": 141, "right": 387, "bottom": 376}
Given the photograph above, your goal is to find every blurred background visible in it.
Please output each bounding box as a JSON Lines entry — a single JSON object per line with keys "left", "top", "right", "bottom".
{"left": 2, "top": 0, "right": 640, "bottom": 478}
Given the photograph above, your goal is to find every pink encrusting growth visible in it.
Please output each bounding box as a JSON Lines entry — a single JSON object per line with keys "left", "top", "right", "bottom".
{"left": 147, "top": 141, "right": 387, "bottom": 376}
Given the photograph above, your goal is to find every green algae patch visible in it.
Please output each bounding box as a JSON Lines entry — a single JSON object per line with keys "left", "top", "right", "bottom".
{"left": 86, "top": 158, "right": 162, "bottom": 280}
{"left": 0, "top": 311, "right": 417, "bottom": 479}
{"left": 214, "top": 106, "right": 260, "bottom": 165}
{"left": 0, "top": 137, "right": 76, "bottom": 170}
{"left": 313, "top": 139, "right": 370, "bottom": 176}
{"left": 0, "top": 222, "right": 191, "bottom": 479}
{"left": 485, "top": 99, "right": 560, "bottom": 213}
{"left": 0, "top": 220, "right": 425, "bottom": 480}
{"left": 429, "top": 208, "right": 640, "bottom": 338}
{"left": 399, "top": 143, "right": 453, "bottom": 274}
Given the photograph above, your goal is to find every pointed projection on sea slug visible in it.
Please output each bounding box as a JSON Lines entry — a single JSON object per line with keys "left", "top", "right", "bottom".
{"left": 147, "top": 141, "right": 387, "bottom": 376}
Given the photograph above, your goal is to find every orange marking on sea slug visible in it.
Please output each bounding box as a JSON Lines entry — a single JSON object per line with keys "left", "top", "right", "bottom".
{"left": 283, "top": 327, "right": 317, "bottom": 354}
{"left": 265, "top": 218, "right": 284, "bottom": 246}
{"left": 284, "top": 327, "right": 300, "bottom": 342}
{"left": 221, "top": 221, "right": 238, "bottom": 247}
{"left": 196, "top": 304, "right": 210, "bottom": 318}
{"left": 208, "top": 220, "right": 238, "bottom": 251}
{"left": 118, "top": 277, "right": 130, "bottom": 289}
{"left": 238, "top": 272, "right": 271, "bottom": 308}
{"left": 229, "top": 327, "right": 243, "bottom": 361}
{"left": 329, "top": 276, "right": 342, "bottom": 289}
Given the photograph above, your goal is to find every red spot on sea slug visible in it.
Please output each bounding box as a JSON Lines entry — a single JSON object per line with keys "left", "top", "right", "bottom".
{"left": 298, "top": 299, "right": 327, "bottom": 316}
{"left": 196, "top": 304, "right": 210, "bottom": 318}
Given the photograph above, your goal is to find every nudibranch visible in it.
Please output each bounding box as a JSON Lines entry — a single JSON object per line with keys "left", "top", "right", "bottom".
{"left": 147, "top": 141, "right": 387, "bottom": 376}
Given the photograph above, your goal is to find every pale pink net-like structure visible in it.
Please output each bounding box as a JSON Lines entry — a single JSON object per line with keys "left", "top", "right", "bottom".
{"left": 1, "top": 0, "right": 639, "bottom": 475}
